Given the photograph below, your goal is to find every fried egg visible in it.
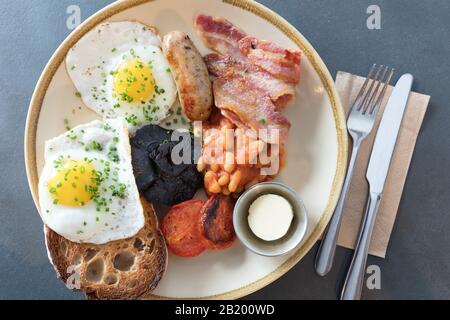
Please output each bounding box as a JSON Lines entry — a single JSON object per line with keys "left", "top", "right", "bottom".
{"left": 66, "top": 21, "right": 177, "bottom": 134}
{"left": 38, "top": 118, "right": 144, "bottom": 244}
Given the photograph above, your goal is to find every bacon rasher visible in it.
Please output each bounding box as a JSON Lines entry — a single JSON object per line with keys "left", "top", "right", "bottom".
{"left": 239, "top": 36, "right": 301, "bottom": 84}
{"left": 204, "top": 53, "right": 296, "bottom": 109}
{"left": 194, "top": 14, "right": 246, "bottom": 56}
{"left": 213, "top": 75, "right": 290, "bottom": 144}
{"left": 194, "top": 14, "right": 301, "bottom": 144}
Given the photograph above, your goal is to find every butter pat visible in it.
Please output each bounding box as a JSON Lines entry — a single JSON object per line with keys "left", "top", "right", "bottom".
{"left": 248, "top": 194, "right": 293, "bottom": 241}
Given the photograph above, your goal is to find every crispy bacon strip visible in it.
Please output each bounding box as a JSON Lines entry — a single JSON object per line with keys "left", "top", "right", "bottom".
{"left": 204, "top": 53, "right": 295, "bottom": 109}
{"left": 239, "top": 36, "right": 301, "bottom": 83}
{"left": 213, "top": 76, "right": 290, "bottom": 144}
{"left": 195, "top": 14, "right": 301, "bottom": 143}
{"left": 195, "top": 14, "right": 301, "bottom": 84}
{"left": 194, "top": 14, "right": 246, "bottom": 56}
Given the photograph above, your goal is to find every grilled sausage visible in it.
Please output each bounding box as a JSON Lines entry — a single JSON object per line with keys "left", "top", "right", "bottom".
{"left": 162, "top": 31, "right": 212, "bottom": 121}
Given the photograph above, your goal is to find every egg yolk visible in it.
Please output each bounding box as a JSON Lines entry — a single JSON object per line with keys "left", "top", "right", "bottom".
{"left": 113, "top": 59, "right": 155, "bottom": 103}
{"left": 47, "top": 160, "right": 97, "bottom": 206}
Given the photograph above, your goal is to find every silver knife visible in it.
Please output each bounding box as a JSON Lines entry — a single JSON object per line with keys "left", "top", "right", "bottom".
{"left": 341, "top": 74, "right": 414, "bottom": 300}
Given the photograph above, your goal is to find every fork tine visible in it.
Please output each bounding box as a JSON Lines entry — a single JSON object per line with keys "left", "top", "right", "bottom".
{"left": 363, "top": 66, "right": 389, "bottom": 114}
{"left": 370, "top": 68, "right": 394, "bottom": 116}
{"left": 359, "top": 65, "right": 383, "bottom": 112}
{"left": 350, "top": 64, "right": 377, "bottom": 112}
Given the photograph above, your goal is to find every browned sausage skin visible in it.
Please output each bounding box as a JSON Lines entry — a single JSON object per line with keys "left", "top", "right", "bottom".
{"left": 162, "top": 31, "right": 212, "bottom": 121}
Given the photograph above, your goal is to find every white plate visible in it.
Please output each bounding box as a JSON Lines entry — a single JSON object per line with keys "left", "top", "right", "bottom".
{"left": 25, "top": 0, "right": 347, "bottom": 299}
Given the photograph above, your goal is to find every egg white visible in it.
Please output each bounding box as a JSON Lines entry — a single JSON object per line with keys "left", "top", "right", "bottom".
{"left": 66, "top": 21, "right": 177, "bottom": 134}
{"left": 38, "top": 118, "right": 144, "bottom": 244}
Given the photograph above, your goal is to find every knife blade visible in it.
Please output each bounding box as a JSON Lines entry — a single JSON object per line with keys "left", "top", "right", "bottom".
{"left": 366, "top": 73, "right": 413, "bottom": 193}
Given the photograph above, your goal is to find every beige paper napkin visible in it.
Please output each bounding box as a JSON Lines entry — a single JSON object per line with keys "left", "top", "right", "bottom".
{"left": 334, "top": 71, "right": 430, "bottom": 258}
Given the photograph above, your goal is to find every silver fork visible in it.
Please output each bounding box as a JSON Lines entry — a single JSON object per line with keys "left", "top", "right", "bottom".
{"left": 315, "top": 64, "right": 394, "bottom": 276}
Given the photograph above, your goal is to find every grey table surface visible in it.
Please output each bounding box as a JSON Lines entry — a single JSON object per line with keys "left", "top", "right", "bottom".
{"left": 1, "top": 0, "right": 449, "bottom": 300}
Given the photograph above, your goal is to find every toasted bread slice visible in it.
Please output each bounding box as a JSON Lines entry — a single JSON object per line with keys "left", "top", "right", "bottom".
{"left": 45, "top": 198, "right": 167, "bottom": 300}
